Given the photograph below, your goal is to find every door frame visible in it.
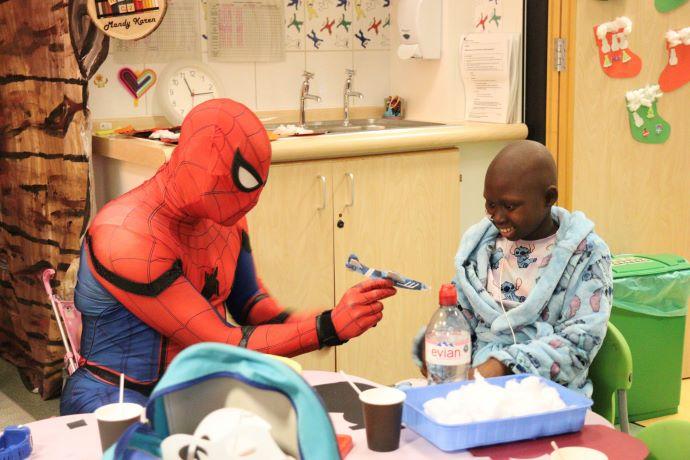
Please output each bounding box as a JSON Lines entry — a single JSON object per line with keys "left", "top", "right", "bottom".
{"left": 546, "top": 0, "right": 575, "bottom": 210}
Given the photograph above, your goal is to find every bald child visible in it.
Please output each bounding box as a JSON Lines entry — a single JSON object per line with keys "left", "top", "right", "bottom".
{"left": 415, "top": 140, "right": 612, "bottom": 396}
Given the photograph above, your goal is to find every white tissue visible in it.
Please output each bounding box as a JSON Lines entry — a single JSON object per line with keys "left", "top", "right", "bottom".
{"left": 149, "top": 130, "right": 180, "bottom": 141}
{"left": 272, "top": 125, "right": 313, "bottom": 136}
{"left": 423, "top": 372, "right": 567, "bottom": 424}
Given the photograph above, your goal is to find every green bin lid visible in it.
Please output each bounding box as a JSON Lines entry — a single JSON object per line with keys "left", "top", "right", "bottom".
{"left": 612, "top": 254, "right": 690, "bottom": 278}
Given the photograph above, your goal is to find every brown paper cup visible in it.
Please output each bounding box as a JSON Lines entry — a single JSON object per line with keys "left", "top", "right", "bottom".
{"left": 95, "top": 402, "right": 144, "bottom": 452}
{"left": 359, "top": 387, "right": 406, "bottom": 452}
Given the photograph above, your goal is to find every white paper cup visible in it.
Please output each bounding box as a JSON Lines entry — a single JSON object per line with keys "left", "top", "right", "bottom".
{"left": 95, "top": 402, "right": 144, "bottom": 452}
{"left": 359, "top": 387, "right": 407, "bottom": 452}
{"left": 550, "top": 446, "right": 609, "bottom": 460}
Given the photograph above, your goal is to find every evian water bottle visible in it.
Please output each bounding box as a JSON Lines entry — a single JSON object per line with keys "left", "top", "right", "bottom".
{"left": 425, "top": 283, "right": 471, "bottom": 384}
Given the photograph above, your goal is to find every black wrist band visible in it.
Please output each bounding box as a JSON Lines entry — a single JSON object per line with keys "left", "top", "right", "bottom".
{"left": 316, "top": 310, "right": 347, "bottom": 348}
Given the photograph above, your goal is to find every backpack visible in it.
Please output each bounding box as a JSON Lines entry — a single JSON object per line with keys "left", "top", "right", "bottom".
{"left": 104, "top": 342, "right": 340, "bottom": 460}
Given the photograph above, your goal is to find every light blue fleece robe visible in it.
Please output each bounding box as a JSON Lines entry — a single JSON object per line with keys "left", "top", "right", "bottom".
{"left": 454, "top": 207, "right": 612, "bottom": 397}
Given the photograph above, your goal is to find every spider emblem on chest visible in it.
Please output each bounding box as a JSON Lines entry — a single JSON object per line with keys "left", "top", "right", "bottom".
{"left": 201, "top": 267, "right": 220, "bottom": 300}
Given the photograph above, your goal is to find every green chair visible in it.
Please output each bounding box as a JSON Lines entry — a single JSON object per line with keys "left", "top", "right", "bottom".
{"left": 636, "top": 420, "right": 690, "bottom": 460}
{"left": 588, "top": 322, "right": 633, "bottom": 432}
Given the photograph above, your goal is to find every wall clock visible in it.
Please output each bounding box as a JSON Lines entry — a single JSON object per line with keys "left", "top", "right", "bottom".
{"left": 156, "top": 61, "right": 225, "bottom": 126}
{"left": 87, "top": 0, "right": 167, "bottom": 40}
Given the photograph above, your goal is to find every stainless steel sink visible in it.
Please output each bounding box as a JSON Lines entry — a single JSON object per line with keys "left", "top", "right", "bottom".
{"left": 264, "top": 118, "right": 444, "bottom": 135}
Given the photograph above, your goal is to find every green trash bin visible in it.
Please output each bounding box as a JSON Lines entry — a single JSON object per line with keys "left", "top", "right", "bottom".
{"left": 611, "top": 254, "right": 690, "bottom": 422}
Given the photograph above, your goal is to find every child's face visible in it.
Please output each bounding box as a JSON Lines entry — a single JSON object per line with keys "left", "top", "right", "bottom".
{"left": 484, "top": 175, "right": 555, "bottom": 241}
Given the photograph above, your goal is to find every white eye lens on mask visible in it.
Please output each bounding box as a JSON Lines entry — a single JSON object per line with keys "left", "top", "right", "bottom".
{"left": 231, "top": 148, "right": 264, "bottom": 193}
{"left": 238, "top": 166, "right": 260, "bottom": 190}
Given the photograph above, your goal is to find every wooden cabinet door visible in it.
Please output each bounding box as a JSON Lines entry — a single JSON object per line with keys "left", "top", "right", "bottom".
{"left": 332, "top": 149, "right": 461, "bottom": 384}
{"left": 247, "top": 160, "right": 336, "bottom": 371}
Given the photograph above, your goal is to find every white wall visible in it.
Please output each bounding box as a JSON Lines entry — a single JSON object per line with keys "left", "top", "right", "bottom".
{"left": 389, "top": 0, "right": 523, "bottom": 122}
{"left": 89, "top": 1, "right": 524, "bottom": 123}
{"left": 458, "top": 140, "right": 512, "bottom": 235}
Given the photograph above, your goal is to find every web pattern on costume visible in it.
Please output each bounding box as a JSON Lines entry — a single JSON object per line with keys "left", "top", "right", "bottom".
{"left": 85, "top": 100, "right": 323, "bottom": 374}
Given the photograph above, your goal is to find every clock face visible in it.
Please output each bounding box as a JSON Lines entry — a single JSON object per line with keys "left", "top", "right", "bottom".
{"left": 164, "top": 66, "right": 220, "bottom": 123}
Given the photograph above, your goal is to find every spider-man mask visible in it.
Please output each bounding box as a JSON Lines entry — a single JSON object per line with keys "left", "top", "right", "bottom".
{"left": 165, "top": 99, "right": 271, "bottom": 226}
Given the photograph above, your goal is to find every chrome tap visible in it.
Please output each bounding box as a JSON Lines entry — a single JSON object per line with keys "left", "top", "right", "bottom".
{"left": 299, "top": 71, "right": 321, "bottom": 126}
{"left": 343, "top": 69, "right": 363, "bottom": 126}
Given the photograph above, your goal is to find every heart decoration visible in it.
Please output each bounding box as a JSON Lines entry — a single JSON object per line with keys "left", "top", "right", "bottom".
{"left": 118, "top": 67, "right": 157, "bottom": 106}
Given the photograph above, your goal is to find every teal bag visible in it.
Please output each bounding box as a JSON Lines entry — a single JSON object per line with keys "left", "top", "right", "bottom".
{"left": 103, "top": 343, "right": 340, "bottom": 460}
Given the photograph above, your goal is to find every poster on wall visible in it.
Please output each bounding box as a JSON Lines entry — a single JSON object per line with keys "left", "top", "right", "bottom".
{"left": 207, "top": 0, "right": 285, "bottom": 62}
{"left": 593, "top": 16, "right": 642, "bottom": 79}
{"left": 625, "top": 85, "right": 670, "bottom": 144}
{"left": 87, "top": 0, "right": 167, "bottom": 40}
{"left": 111, "top": 0, "right": 201, "bottom": 64}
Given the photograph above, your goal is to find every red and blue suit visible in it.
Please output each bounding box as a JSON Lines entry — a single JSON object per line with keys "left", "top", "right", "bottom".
{"left": 60, "top": 99, "right": 396, "bottom": 415}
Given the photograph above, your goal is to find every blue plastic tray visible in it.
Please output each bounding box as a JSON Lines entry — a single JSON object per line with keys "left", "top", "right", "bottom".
{"left": 402, "top": 374, "right": 593, "bottom": 452}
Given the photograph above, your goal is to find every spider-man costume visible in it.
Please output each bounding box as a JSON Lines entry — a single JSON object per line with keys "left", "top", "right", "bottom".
{"left": 60, "top": 99, "right": 396, "bottom": 415}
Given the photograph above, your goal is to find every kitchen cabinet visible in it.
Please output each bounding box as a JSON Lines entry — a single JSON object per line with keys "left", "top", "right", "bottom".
{"left": 247, "top": 148, "right": 460, "bottom": 384}
{"left": 246, "top": 160, "right": 336, "bottom": 373}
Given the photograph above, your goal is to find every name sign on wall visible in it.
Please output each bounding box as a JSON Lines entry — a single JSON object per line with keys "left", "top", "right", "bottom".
{"left": 87, "top": 0, "right": 168, "bottom": 40}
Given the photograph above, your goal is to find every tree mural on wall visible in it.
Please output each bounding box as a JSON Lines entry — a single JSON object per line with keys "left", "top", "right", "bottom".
{"left": 0, "top": 0, "right": 108, "bottom": 398}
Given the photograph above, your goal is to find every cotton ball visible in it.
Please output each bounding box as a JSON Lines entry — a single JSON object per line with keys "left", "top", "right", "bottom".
{"left": 445, "top": 388, "right": 467, "bottom": 405}
{"left": 540, "top": 387, "right": 566, "bottom": 411}
{"left": 423, "top": 397, "right": 453, "bottom": 421}
{"left": 440, "top": 413, "right": 473, "bottom": 425}
{"left": 511, "top": 400, "right": 535, "bottom": 417}
{"left": 520, "top": 375, "right": 543, "bottom": 392}
{"left": 423, "top": 375, "right": 567, "bottom": 424}
{"left": 505, "top": 379, "right": 521, "bottom": 392}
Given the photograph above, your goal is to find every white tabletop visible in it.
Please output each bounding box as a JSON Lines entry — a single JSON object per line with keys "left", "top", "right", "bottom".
{"left": 25, "top": 370, "right": 613, "bottom": 459}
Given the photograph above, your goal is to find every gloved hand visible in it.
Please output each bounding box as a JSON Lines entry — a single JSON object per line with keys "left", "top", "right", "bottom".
{"left": 332, "top": 278, "right": 396, "bottom": 341}
{"left": 315, "top": 279, "right": 396, "bottom": 347}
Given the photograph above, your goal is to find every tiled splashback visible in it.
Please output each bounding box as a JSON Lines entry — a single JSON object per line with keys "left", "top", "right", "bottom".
{"left": 89, "top": 0, "right": 391, "bottom": 121}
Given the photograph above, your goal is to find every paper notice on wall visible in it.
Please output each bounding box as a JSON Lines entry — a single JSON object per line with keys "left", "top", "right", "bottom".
{"left": 460, "top": 33, "right": 520, "bottom": 123}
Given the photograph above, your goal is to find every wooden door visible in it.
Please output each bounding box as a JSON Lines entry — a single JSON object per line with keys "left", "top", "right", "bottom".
{"left": 332, "top": 150, "right": 461, "bottom": 385}
{"left": 246, "top": 160, "right": 336, "bottom": 371}
{"left": 546, "top": 0, "right": 577, "bottom": 207}
{"left": 561, "top": 2, "right": 690, "bottom": 376}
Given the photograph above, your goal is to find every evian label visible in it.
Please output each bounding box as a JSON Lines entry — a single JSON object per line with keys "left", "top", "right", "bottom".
{"left": 425, "top": 332, "right": 471, "bottom": 366}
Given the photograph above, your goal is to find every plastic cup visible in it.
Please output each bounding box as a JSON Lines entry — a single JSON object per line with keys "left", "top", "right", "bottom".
{"left": 359, "top": 387, "right": 407, "bottom": 452}
{"left": 550, "top": 446, "right": 609, "bottom": 460}
{"left": 94, "top": 402, "right": 144, "bottom": 452}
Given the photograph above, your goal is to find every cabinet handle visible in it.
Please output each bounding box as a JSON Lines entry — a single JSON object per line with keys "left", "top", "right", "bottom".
{"left": 345, "top": 172, "right": 355, "bottom": 207}
{"left": 317, "top": 175, "right": 327, "bottom": 210}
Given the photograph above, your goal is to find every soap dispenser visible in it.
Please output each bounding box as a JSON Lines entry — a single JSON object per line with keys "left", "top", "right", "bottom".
{"left": 397, "top": 0, "right": 442, "bottom": 60}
